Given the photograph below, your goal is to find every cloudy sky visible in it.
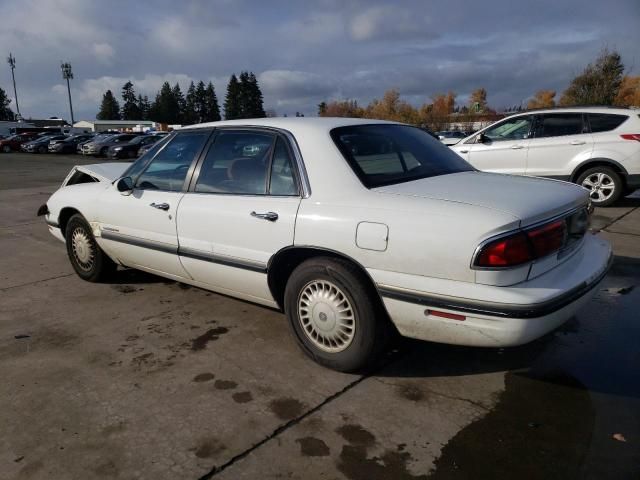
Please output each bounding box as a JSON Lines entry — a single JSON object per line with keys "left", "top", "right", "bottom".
{"left": 1, "top": 0, "right": 638, "bottom": 121}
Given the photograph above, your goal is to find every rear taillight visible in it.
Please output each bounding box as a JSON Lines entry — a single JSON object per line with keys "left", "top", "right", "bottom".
{"left": 475, "top": 219, "right": 568, "bottom": 268}
{"left": 620, "top": 134, "right": 640, "bottom": 142}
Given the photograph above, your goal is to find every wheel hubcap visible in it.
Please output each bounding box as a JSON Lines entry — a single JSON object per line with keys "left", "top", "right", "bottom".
{"left": 581, "top": 172, "right": 615, "bottom": 203}
{"left": 71, "top": 227, "right": 95, "bottom": 271}
{"left": 298, "top": 280, "right": 355, "bottom": 353}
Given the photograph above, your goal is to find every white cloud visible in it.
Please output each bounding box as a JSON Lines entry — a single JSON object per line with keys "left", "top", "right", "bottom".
{"left": 92, "top": 43, "right": 115, "bottom": 63}
{"left": 349, "top": 6, "right": 429, "bottom": 41}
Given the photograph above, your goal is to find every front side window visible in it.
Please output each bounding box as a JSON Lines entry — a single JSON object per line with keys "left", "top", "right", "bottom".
{"left": 482, "top": 116, "right": 533, "bottom": 142}
{"left": 135, "top": 131, "right": 209, "bottom": 191}
{"left": 331, "top": 124, "right": 473, "bottom": 189}
{"left": 534, "top": 114, "right": 585, "bottom": 138}
{"left": 588, "top": 113, "right": 628, "bottom": 133}
{"left": 195, "top": 131, "right": 275, "bottom": 194}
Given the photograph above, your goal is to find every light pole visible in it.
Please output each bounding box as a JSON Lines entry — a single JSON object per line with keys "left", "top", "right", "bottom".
{"left": 60, "top": 61, "right": 75, "bottom": 125}
{"left": 6, "top": 53, "right": 21, "bottom": 119}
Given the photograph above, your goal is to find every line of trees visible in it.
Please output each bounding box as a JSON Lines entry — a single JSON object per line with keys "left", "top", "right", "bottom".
{"left": 96, "top": 71, "right": 266, "bottom": 124}
{"left": 318, "top": 49, "right": 640, "bottom": 131}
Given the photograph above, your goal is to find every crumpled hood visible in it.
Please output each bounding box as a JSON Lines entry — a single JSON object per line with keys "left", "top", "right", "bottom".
{"left": 374, "top": 171, "right": 589, "bottom": 226}
{"left": 75, "top": 162, "right": 130, "bottom": 182}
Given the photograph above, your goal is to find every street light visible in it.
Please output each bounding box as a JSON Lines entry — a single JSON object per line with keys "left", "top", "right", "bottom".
{"left": 60, "top": 61, "right": 75, "bottom": 125}
{"left": 6, "top": 53, "right": 21, "bottom": 119}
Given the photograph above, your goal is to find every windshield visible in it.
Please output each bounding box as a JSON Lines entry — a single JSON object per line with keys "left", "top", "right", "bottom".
{"left": 331, "top": 124, "right": 474, "bottom": 188}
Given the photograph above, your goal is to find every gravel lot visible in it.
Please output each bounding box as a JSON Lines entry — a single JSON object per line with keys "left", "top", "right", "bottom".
{"left": 1, "top": 152, "right": 639, "bottom": 479}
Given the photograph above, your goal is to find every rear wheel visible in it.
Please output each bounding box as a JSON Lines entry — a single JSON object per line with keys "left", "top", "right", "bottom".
{"left": 2, "top": 145, "right": 11, "bottom": 153}
{"left": 65, "top": 214, "right": 116, "bottom": 282}
{"left": 38, "top": 145, "right": 47, "bottom": 154}
{"left": 284, "top": 257, "right": 389, "bottom": 372}
{"left": 576, "top": 166, "right": 622, "bottom": 207}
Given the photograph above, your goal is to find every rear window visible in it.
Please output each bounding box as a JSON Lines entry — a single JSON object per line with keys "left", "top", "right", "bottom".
{"left": 588, "top": 113, "right": 628, "bottom": 133}
{"left": 331, "top": 124, "right": 473, "bottom": 188}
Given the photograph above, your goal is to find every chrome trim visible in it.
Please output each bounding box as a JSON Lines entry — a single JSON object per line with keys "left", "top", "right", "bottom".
{"left": 470, "top": 205, "right": 587, "bottom": 271}
{"left": 178, "top": 246, "right": 267, "bottom": 273}
{"left": 278, "top": 128, "right": 311, "bottom": 198}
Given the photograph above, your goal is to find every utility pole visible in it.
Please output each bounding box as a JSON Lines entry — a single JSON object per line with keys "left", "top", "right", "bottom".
{"left": 60, "top": 62, "right": 75, "bottom": 125}
{"left": 7, "top": 53, "right": 21, "bottom": 119}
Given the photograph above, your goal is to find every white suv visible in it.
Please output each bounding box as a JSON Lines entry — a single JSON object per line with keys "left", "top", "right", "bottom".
{"left": 450, "top": 107, "right": 640, "bottom": 206}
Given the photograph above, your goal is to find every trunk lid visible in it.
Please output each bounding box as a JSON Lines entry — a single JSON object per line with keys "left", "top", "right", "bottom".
{"left": 374, "top": 171, "right": 588, "bottom": 227}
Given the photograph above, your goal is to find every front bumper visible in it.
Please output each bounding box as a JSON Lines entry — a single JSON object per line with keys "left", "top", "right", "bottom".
{"left": 375, "top": 233, "right": 612, "bottom": 347}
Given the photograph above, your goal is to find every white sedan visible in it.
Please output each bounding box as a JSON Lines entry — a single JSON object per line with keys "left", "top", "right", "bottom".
{"left": 39, "top": 118, "right": 612, "bottom": 372}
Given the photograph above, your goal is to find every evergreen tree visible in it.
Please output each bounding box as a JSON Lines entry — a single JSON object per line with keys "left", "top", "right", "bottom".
{"left": 224, "top": 74, "right": 241, "bottom": 120}
{"left": 96, "top": 90, "right": 121, "bottom": 120}
{"left": 121, "top": 81, "right": 142, "bottom": 120}
{"left": 204, "top": 82, "right": 221, "bottom": 122}
{"left": 246, "top": 72, "right": 265, "bottom": 118}
{"left": 194, "top": 81, "right": 207, "bottom": 122}
{"left": 136, "top": 94, "right": 152, "bottom": 121}
{"left": 237, "top": 71, "right": 251, "bottom": 118}
{"left": 317, "top": 102, "right": 327, "bottom": 116}
{"left": 184, "top": 81, "right": 197, "bottom": 124}
{"left": 0, "top": 87, "right": 14, "bottom": 121}
{"left": 149, "top": 82, "right": 180, "bottom": 124}
{"left": 172, "top": 83, "right": 186, "bottom": 123}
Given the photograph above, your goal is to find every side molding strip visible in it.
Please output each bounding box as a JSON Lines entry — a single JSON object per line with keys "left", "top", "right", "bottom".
{"left": 101, "top": 230, "right": 267, "bottom": 273}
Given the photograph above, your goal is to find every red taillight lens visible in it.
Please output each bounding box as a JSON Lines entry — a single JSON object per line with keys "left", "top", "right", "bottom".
{"left": 621, "top": 134, "right": 640, "bottom": 142}
{"left": 476, "top": 232, "right": 532, "bottom": 267}
{"left": 475, "top": 219, "right": 568, "bottom": 268}
{"left": 527, "top": 220, "right": 566, "bottom": 258}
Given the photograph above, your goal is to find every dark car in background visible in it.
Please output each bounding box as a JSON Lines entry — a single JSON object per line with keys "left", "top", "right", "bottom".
{"left": 23, "top": 134, "right": 68, "bottom": 153}
{"left": 107, "top": 135, "right": 161, "bottom": 159}
{"left": 82, "top": 133, "right": 141, "bottom": 156}
{"left": 78, "top": 133, "right": 116, "bottom": 154}
{"left": 0, "top": 132, "right": 40, "bottom": 153}
{"left": 49, "top": 134, "right": 95, "bottom": 154}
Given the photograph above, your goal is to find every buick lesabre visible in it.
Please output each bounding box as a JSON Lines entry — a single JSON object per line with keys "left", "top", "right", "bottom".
{"left": 39, "top": 118, "right": 612, "bottom": 371}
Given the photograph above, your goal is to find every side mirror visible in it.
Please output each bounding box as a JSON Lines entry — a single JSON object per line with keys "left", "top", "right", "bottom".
{"left": 477, "top": 133, "right": 489, "bottom": 144}
{"left": 116, "top": 176, "right": 134, "bottom": 194}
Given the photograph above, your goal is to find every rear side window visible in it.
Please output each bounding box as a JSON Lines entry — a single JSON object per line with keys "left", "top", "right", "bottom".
{"left": 534, "top": 114, "right": 585, "bottom": 138}
{"left": 588, "top": 114, "right": 628, "bottom": 133}
{"left": 331, "top": 124, "right": 473, "bottom": 188}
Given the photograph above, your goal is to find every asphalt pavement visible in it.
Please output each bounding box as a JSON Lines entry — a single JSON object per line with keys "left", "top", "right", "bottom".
{"left": 1, "top": 152, "right": 638, "bottom": 479}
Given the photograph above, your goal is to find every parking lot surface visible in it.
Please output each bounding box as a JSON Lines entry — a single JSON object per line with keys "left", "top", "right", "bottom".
{"left": 1, "top": 153, "right": 639, "bottom": 479}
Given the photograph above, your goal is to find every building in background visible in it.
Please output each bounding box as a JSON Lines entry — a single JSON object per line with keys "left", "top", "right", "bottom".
{"left": 73, "top": 120, "right": 157, "bottom": 132}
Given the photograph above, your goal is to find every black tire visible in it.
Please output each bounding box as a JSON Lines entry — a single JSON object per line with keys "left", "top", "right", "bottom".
{"left": 38, "top": 145, "right": 47, "bottom": 154}
{"left": 576, "top": 166, "right": 622, "bottom": 207}
{"left": 99, "top": 147, "right": 108, "bottom": 157}
{"left": 2, "top": 145, "right": 11, "bottom": 153}
{"left": 65, "top": 214, "right": 116, "bottom": 282}
{"left": 284, "top": 257, "right": 390, "bottom": 372}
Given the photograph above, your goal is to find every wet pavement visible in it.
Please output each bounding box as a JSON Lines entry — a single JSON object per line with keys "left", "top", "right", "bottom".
{"left": 1, "top": 153, "right": 639, "bottom": 479}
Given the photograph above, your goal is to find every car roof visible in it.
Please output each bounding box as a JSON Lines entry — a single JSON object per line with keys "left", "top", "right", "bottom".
{"left": 508, "top": 106, "right": 633, "bottom": 116}
{"left": 185, "top": 116, "right": 399, "bottom": 133}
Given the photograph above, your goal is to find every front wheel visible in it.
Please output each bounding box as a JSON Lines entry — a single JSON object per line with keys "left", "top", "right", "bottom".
{"left": 284, "top": 257, "right": 389, "bottom": 372}
{"left": 576, "top": 166, "right": 622, "bottom": 207}
{"left": 38, "top": 145, "right": 47, "bottom": 154}
{"left": 65, "top": 214, "right": 116, "bottom": 282}
{"left": 2, "top": 145, "right": 11, "bottom": 153}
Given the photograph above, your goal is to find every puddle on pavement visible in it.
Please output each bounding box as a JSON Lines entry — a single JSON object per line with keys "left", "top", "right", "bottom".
{"left": 295, "top": 436, "right": 330, "bottom": 457}
{"left": 191, "top": 327, "right": 229, "bottom": 351}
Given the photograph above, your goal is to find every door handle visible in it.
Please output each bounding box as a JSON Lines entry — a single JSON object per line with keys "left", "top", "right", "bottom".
{"left": 251, "top": 211, "right": 279, "bottom": 222}
{"left": 570, "top": 140, "right": 586, "bottom": 145}
{"left": 459, "top": 149, "right": 469, "bottom": 154}
{"left": 150, "top": 202, "right": 170, "bottom": 211}
{"left": 511, "top": 145, "right": 524, "bottom": 150}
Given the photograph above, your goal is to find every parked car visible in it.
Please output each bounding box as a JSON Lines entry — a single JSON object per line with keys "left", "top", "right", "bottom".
{"left": 450, "top": 107, "right": 640, "bottom": 206}
{"left": 23, "top": 134, "right": 68, "bottom": 153}
{"left": 436, "top": 130, "right": 466, "bottom": 146}
{"left": 83, "top": 134, "right": 142, "bottom": 157}
{"left": 79, "top": 133, "right": 117, "bottom": 155}
{"left": 136, "top": 141, "right": 158, "bottom": 157}
{"left": 49, "top": 134, "right": 95, "bottom": 154}
{"left": 0, "top": 132, "right": 39, "bottom": 152}
{"left": 39, "top": 118, "right": 612, "bottom": 372}
{"left": 107, "top": 135, "right": 162, "bottom": 159}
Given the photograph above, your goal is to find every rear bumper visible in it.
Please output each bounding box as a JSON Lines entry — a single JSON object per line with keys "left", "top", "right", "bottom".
{"left": 375, "top": 233, "right": 612, "bottom": 347}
